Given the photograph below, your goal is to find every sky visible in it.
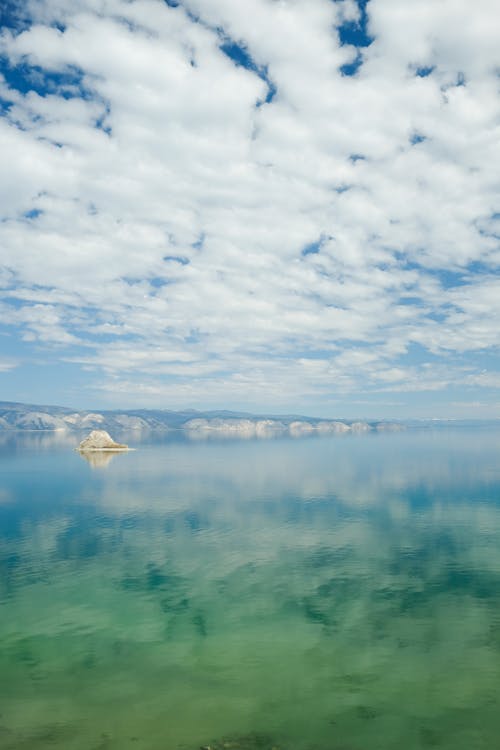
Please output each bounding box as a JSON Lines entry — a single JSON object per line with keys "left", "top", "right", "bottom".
{"left": 0, "top": 0, "right": 499, "bottom": 418}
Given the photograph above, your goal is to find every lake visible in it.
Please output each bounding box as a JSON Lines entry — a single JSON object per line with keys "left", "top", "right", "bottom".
{"left": 1, "top": 426, "right": 500, "bottom": 750}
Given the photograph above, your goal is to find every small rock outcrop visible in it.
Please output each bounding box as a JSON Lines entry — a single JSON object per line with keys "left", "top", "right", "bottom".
{"left": 78, "top": 430, "right": 129, "bottom": 452}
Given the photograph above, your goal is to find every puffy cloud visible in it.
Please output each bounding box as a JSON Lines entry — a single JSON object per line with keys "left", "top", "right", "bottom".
{"left": 0, "top": 0, "right": 499, "bottom": 412}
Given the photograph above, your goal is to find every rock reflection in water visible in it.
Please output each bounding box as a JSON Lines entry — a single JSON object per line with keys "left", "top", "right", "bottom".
{"left": 78, "top": 450, "right": 122, "bottom": 469}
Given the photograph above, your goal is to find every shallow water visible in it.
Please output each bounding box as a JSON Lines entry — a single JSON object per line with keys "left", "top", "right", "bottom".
{"left": 1, "top": 427, "right": 500, "bottom": 749}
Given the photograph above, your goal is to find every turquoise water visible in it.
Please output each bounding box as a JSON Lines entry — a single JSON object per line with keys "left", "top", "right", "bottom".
{"left": 1, "top": 428, "right": 500, "bottom": 750}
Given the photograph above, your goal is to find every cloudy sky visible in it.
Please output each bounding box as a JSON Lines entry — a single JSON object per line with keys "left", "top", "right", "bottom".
{"left": 0, "top": 0, "right": 499, "bottom": 417}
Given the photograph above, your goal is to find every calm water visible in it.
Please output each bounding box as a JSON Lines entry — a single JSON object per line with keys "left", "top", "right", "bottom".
{"left": 1, "top": 427, "right": 500, "bottom": 750}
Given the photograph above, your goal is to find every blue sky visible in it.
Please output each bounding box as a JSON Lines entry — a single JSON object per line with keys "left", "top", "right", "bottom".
{"left": 0, "top": 0, "right": 499, "bottom": 418}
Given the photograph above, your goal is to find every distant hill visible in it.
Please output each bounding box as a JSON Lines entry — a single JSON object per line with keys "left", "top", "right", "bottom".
{"left": 0, "top": 401, "right": 407, "bottom": 436}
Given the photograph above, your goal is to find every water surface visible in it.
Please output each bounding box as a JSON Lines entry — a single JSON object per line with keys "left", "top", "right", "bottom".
{"left": 1, "top": 427, "right": 500, "bottom": 749}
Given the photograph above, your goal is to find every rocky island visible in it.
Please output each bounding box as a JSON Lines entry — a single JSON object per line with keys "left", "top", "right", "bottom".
{"left": 78, "top": 430, "right": 130, "bottom": 452}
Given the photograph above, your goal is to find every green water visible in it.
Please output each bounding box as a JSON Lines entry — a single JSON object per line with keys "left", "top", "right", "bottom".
{"left": 1, "top": 428, "right": 500, "bottom": 749}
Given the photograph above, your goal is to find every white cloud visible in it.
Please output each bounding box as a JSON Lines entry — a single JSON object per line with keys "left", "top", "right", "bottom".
{"left": 0, "top": 0, "right": 499, "bottom": 410}
{"left": 0, "top": 357, "right": 18, "bottom": 372}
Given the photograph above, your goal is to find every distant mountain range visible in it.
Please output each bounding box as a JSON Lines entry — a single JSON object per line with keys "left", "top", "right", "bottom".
{"left": 0, "top": 401, "right": 405, "bottom": 437}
